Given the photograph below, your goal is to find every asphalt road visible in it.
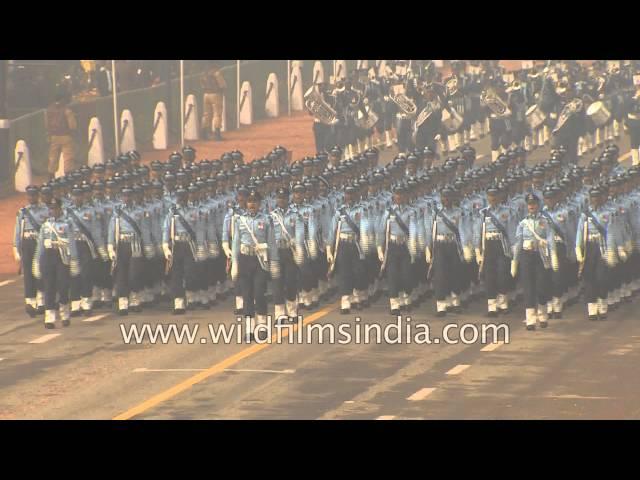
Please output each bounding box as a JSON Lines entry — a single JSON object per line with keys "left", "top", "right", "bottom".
{"left": 1, "top": 131, "right": 638, "bottom": 420}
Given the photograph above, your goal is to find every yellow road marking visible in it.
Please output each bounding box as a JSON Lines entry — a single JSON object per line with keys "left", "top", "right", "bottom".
{"left": 113, "top": 302, "right": 338, "bottom": 420}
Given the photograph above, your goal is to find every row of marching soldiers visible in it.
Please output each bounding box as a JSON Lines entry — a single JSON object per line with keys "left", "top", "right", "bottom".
{"left": 14, "top": 140, "right": 640, "bottom": 336}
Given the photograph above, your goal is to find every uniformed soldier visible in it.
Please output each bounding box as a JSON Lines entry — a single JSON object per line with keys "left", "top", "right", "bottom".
{"left": 426, "top": 186, "right": 472, "bottom": 316}
{"left": 66, "top": 184, "right": 105, "bottom": 316}
{"left": 475, "top": 185, "right": 517, "bottom": 317}
{"left": 270, "top": 186, "right": 305, "bottom": 323}
{"left": 377, "top": 184, "right": 419, "bottom": 315}
{"left": 33, "top": 197, "right": 80, "bottom": 328}
{"left": 326, "top": 184, "right": 368, "bottom": 314}
{"left": 162, "top": 187, "right": 205, "bottom": 314}
{"left": 512, "top": 193, "right": 554, "bottom": 330}
{"left": 200, "top": 63, "right": 227, "bottom": 141}
{"left": 222, "top": 185, "right": 249, "bottom": 314}
{"left": 45, "top": 86, "right": 77, "bottom": 179}
{"left": 575, "top": 187, "right": 621, "bottom": 321}
{"left": 625, "top": 86, "right": 640, "bottom": 166}
{"left": 231, "top": 189, "right": 279, "bottom": 342}
{"left": 14, "top": 185, "right": 49, "bottom": 317}
{"left": 108, "top": 188, "right": 147, "bottom": 315}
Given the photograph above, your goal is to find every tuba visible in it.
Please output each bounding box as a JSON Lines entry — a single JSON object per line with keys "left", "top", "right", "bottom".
{"left": 480, "top": 88, "right": 512, "bottom": 118}
{"left": 389, "top": 85, "right": 417, "bottom": 117}
{"left": 553, "top": 98, "right": 584, "bottom": 134}
{"left": 304, "top": 86, "right": 338, "bottom": 125}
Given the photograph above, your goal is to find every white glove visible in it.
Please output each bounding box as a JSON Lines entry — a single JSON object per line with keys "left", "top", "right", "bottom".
{"left": 511, "top": 259, "right": 518, "bottom": 278}
{"left": 463, "top": 246, "right": 473, "bottom": 263}
{"left": 230, "top": 260, "right": 238, "bottom": 281}
{"left": 618, "top": 246, "right": 628, "bottom": 262}
{"left": 377, "top": 246, "right": 385, "bottom": 263}
{"left": 222, "top": 241, "right": 232, "bottom": 258}
{"left": 475, "top": 248, "right": 483, "bottom": 265}
{"left": 13, "top": 246, "right": 21, "bottom": 263}
{"left": 326, "top": 245, "right": 334, "bottom": 265}
{"left": 107, "top": 244, "right": 116, "bottom": 262}
{"left": 425, "top": 246, "right": 432, "bottom": 264}
{"left": 162, "top": 243, "right": 172, "bottom": 260}
{"left": 575, "top": 247, "right": 584, "bottom": 264}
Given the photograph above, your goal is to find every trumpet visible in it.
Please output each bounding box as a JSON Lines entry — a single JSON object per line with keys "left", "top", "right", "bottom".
{"left": 389, "top": 90, "right": 417, "bottom": 117}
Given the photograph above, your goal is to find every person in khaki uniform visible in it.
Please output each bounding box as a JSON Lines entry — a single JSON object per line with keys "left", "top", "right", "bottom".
{"left": 45, "top": 88, "right": 77, "bottom": 179}
{"left": 200, "top": 63, "right": 227, "bottom": 141}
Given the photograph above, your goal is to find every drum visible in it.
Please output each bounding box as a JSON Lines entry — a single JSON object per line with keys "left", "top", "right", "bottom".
{"left": 442, "top": 108, "right": 463, "bottom": 133}
{"left": 526, "top": 104, "right": 547, "bottom": 130}
{"left": 586, "top": 101, "right": 611, "bottom": 127}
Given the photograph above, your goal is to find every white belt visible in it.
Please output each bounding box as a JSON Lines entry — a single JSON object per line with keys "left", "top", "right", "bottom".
{"left": 339, "top": 233, "right": 357, "bottom": 241}
{"left": 22, "top": 230, "right": 38, "bottom": 239}
{"left": 523, "top": 239, "right": 537, "bottom": 250}
{"left": 436, "top": 234, "right": 455, "bottom": 242}
{"left": 240, "top": 244, "right": 256, "bottom": 255}
{"left": 389, "top": 234, "right": 407, "bottom": 244}
{"left": 485, "top": 232, "right": 502, "bottom": 240}
{"left": 628, "top": 113, "right": 640, "bottom": 120}
{"left": 174, "top": 233, "right": 191, "bottom": 242}
{"left": 119, "top": 233, "right": 135, "bottom": 241}
{"left": 554, "top": 235, "right": 564, "bottom": 243}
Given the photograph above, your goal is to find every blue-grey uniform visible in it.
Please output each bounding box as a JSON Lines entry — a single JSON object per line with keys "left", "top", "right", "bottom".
{"left": 377, "top": 202, "right": 419, "bottom": 312}
{"left": 108, "top": 202, "right": 147, "bottom": 313}
{"left": 296, "top": 201, "right": 319, "bottom": 307}
{"left": 575, "top": 204, "right": 620, "bottom": 318}
{"left": 541, "top": 203, "right": 572, "bottom": 316}
{"left": 327, "top": 201, "right": 369, "bottom": 312}
{"left": 231, "top": 208, "right": 279, "bottom": 325}
{"left": 33, "top": 213, "right": 80, "bottom": 326}
{"left": 66, "top": 202, "right": 105, "bottom": 313}
{"left": 14, "top": 202, "right": 49, "bottom": 312}
{"left": 222, "top": 202, "right": 246, "bottom": 312}
{"left": 513, "top": 210, "right": 554, "bottom": 326}
{"left": 201, "top": 196, "right": 222, "bottom": 302}
{"left": 162, "top": 202, "right": 208, "bottom": 310}
{"left": 475, "top": 202, "right": 517, "bottom": 314}
{"left": 270, "top": 204, "right": 305, "bottom": 319}
{"left": 425, "top": 203, "right": 473, "bottom": 313}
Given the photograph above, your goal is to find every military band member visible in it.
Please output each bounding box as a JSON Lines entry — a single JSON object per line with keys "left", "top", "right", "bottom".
{"left": 512, "top": 193, "right": 553, "bottom": 330}
{"left": 625, "top": 87, "right": 640, "bottom": 166}
{"left": 33, "top": 198, "right": 80, "bottom": 328}
{"left": 14, "top": 185, "right": 49, "bottom": 317}
{"left": 231, "top": 190, "right": 279, "bottom": 342}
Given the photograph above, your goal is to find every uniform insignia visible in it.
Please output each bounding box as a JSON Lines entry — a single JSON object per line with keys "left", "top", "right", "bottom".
{"left": 258, "top": 222, "right": 264, "bottom": 230}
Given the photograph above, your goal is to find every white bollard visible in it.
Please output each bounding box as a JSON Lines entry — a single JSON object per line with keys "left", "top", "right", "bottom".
{"left": 290, "top": 65, "right": 304, "bottom": 111}
{"left": 87, "top": 117, "right": 105, "bottom": 166}
{"left": 119, "top": 109, "right": 136, "bottom": 153}
{"left": 312, "top": 61, "right": 324, "bottom": 85}
{"left": 265, "top": 73, "right": 279, "bottom": 118}
{"left": 152, "top": 101, "right": 168, "bottom": 150}
{"left": 14, "top": 140, "right": 33, "bottom": 192}
{"left": 184, "top": 94, "right": 200, "bottom": 141}
{"left": 239, "top": 81, "right": 253, "bottom": 125}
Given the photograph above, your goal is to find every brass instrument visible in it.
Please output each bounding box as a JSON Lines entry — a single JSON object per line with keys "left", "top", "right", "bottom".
{"left": 553, "top": 98, "right": 584, "bottom": 134}
{"left": 415, "top": 98, "right": 441, "bottom": 129}
{"left": 445, "top": 76, "right": 458, "bottom": 96}
{"left": 355, "top": 104, "right": 379, "bottom": 130}
{"left": 304, "top": 86, "right": 338, "bottom": 125}
{"left": 389, "top": 84, "right": 417, "bottom": 117}
{"left": 480, "top": 88, "right": 511, "bottom": 118}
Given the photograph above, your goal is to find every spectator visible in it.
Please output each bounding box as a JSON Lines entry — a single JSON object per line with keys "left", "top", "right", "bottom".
{"left": 45, "top": 86, "right": 77, "bottom": 179}
{"left": 200, "top": 62, "right": 227, "bottom": 141}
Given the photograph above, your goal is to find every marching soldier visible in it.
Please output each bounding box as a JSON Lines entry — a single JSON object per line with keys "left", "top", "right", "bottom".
{"left": 222, "top": 185, "right": 249, "bottom": 315}
{"left": 475, "top": 185, "right": 517, "bottom": 317}
{"left": 107, "top": 188, "right": 147, "bottom": 316}
{"left": 426, "top": 186, "right": 473, "bottom": 316}
{"left": 33, "top": 197, "right": 80, "bottom": 329}
{"left": 14, "top": 185, "right": 49, "bottom": 317}
{"left": 512, "top": 193, "right": 553, "bottom": 330}
{"left": 231, "top": 190, "right": 279, "bottom": 342}
{"left": 326, "top": 184, "right": 368, "bottom": 314}
{"left": 162, "top": 187, "right": 205, "bottom": 314}
{"left": 270, "top": 186, "right": 305, "bottom": 323}
{"left": 67, "top": 184, "right": 105, "bottom": 317}
{"left": 575, "top": 187, "right": 620, "bottom": 321}
{"left": 377, "top": 185, "right": 418, "bottom": 315}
